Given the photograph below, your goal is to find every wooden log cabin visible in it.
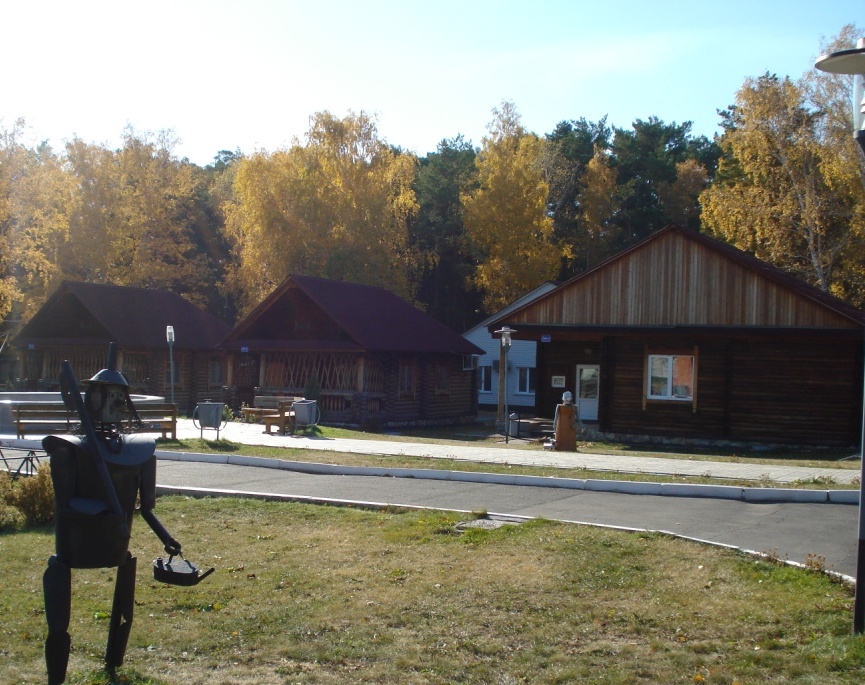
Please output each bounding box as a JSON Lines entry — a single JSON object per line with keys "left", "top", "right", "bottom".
{"left": 221, "top": 275, "right": 484, "bottom": 428}
{"left": 11, "top": 281, "right": 231, "bottom": 413}
{"left": 489, "top": 224, "right": 865, "bottom": 448}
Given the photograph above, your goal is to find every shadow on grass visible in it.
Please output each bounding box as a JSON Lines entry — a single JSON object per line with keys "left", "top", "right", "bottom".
{"left": 157, "top": 425, "right": 325, "bottom": 454}
{"left": 157, "top": 437, "right": 240, "bottom": 453}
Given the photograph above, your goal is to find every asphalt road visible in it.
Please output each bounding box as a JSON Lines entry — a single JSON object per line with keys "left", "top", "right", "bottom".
{"left": 153, "top": 457, "right": 860, "bottom": 580}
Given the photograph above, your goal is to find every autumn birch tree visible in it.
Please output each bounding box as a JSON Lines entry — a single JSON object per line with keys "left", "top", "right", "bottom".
{"left": 63, "top": 129, "right": 218, "bottom": 306}
{"left": 462, "top": 103, "right": 559, "bottom": 313}
{"left": 575, "top": 145, "right": 621, "bottom": 271}
{"left": 701, "top": 26, "right": 865, "bottom": 300}
{"left": 0, "top": 121, "right": 26, "bottom": 321}
{"left": 805, "top": 25, "right": 865, "bottom": 302}
{"left": 224, "top": 111, "right": 419, "bottom": 313}
{"left": 0, "top": 121, "right": 71, "bottom": 320}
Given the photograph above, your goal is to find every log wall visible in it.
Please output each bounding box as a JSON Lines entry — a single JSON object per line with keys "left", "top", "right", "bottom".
{"left": 536, "top": 332, "right": 863, "bottom": 447}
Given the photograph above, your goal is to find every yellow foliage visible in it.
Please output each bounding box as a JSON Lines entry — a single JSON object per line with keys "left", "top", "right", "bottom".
{"left": 225, "top": 111, "right": 419, "bottom": 314}
{"left": 462, "top": 103, "right": 561, "bottom": 313}
{"left": 63, "top": 129, "right": 215, "bottom": 304}
{"left": 0, "top": 120, "right": 71, "bottom": 319}
{"left": 700, "top": 64, "right": 865, "bottom": 296}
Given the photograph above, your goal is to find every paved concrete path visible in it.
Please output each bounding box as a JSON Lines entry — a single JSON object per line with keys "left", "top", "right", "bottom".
{"left": 167, "top": 419, "right": 862, "bottom": 485}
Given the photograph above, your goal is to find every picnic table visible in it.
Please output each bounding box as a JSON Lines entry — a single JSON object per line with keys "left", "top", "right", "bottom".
{"left": 242, "top": 396, "right": 303, "bottom": 423}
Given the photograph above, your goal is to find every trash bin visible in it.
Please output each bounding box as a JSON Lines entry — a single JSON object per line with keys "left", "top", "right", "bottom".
{"left": 293, "top": 399, "right": 320, "bottom": 431}
{"left": 193, "top": 400, "right": 226, "bottom": 439}
{"left": 509, "top": 412, "right": 520, "bottom": 437}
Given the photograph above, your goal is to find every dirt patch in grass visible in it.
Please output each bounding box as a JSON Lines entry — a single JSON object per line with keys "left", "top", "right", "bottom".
{"left": 2, "top": 497, "right": 863, "bottom": 684}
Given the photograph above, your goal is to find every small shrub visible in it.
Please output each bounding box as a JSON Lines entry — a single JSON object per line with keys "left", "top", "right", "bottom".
{"left": 303, "top": 375, "right": 321, "bottom": 402}
{"left": 0, "top": 497, "right": 25, "bottom": 530}
{"left": 0, "top": 469, "right": 13, "bottom": 502}
{"left": 0, "top": 470, "right": 24, "bottom": 530}
{"left": 10, "top": 465, "right": 55, "bottom": 526}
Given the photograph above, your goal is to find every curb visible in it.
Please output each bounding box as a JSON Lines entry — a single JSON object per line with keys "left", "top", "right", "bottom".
{"left": 155, "top": 450, "right": 859, "bottom": 505}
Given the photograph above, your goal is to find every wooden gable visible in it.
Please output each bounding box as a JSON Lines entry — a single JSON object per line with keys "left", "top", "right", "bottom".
{"left": 229, "top": 287, "right": 348, "bottom": 344}
{"left": 505, "top": 225, "right": 863, "bottom": 330}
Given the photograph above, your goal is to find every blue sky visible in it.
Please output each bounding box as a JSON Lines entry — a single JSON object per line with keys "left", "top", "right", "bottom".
{"left": 1, "top": 1, "right": 859, "bottom": 165}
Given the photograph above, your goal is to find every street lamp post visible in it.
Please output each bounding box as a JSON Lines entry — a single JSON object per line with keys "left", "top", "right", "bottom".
{"left": 166, "top": 325, "right": 175, "bottom": 406}
{"left": 815, "top": 39, "right": 865, "bottom": 634}
{"left": 495, "top": 327, "right": 514, "bottom": 444}
{"left": 816, "top": 38, "right": 865, "bottom": 156}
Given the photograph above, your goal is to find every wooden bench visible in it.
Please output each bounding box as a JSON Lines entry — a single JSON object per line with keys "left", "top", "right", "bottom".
{"left": 262, "top": 400, "right": 296, "bottom": 435}
{"left": 133, "top": 402, "right": 178, "bottom": 440}
{"left": 13, "top": 403, "right": 75, "bottom": 438}
{"left": 11, "top": 401, "right": 177, "bottom": 440}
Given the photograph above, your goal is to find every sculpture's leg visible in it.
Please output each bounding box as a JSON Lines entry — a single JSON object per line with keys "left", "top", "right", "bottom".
{"left": 43, "top": 556, "right": 72, "bottom": 685}
{"left": 105, "top": 553, "right": 137, "bottom": 673}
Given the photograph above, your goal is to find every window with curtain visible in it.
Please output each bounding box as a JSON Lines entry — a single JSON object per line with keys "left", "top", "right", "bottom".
{"left": 647, "top": 355, "right": 694, "bottom": 400}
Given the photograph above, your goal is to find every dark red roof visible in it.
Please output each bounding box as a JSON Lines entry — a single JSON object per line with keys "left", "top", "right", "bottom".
{"left": 225, "top": 275, "right": 483, "bottom": 355}
{"left": 13, "top": 281, "right": 230, "bottom": 350}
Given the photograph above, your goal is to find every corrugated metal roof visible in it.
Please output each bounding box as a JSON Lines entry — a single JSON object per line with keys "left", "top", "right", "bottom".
{"left": 225, "top": 275, "right": 484, "bottom": 355}
{"left": 13, "top": 281, "right": 231, "bottom": 350}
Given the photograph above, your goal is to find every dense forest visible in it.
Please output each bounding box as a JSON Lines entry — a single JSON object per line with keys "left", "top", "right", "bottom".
{"left": 1, "top": 26, "right": 863, "bottom": 347}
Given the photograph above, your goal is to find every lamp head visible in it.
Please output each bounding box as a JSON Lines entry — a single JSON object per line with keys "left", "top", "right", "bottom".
{"left": 495, "top": 326, "right": 514, "bottom": 348}
{"left": 815, "top": 40, "right": 865, "bottom": 140}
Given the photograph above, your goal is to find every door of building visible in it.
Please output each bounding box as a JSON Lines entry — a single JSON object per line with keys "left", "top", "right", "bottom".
{"left": 576, "top": 364, "right": 600, "bottom": 421}
{"left": 232, "top": 353, "right": 260, "bottom": 409}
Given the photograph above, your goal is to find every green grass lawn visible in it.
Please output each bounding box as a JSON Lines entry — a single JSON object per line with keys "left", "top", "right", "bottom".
{"left": 2, "top": 496, "right": 864, "bottom": 684}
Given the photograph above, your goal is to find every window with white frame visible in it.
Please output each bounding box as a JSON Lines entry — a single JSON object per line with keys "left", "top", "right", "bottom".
{"left": 517, "top": 367, "right": 536, "bottom": 394}
{"left": 647, "top": 354, "right": 694, "bottom": 400}
{"left": 479, "top": 366, "right": 492, "bottom": 393}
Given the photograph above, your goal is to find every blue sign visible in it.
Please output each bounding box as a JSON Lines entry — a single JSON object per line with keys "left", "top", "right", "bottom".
{"left": 541, "top": 335, "right": 551, "bottom": 343}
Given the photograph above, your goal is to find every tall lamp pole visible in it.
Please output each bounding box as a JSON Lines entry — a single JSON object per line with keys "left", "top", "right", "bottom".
{"left": 495, "top": 327, "right": 514, "bottom": 444}
{"left": 166, "top": 325, "right": 175, "bottom": 406}
{"left": 815, "top": 38, "right": 865, "bottom": 634}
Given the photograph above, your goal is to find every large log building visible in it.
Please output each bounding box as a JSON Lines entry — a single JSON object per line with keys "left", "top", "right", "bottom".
{"left": 490, "top": 224, "right": 865, "bottom": 448}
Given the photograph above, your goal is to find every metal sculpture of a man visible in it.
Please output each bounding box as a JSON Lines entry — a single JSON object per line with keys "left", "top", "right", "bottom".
{"left": 42, "top": 343, "right": 212, "bottom": 684}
